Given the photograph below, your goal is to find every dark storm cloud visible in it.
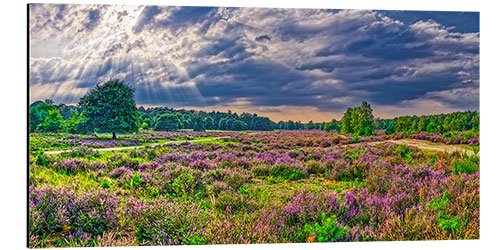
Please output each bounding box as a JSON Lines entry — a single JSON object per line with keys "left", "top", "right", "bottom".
{"left": 29, "top": 5, "right": 479, "bottom": 115}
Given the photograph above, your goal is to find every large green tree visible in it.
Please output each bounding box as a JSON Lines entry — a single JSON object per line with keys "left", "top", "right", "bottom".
{"left": 79, "top": 79, "right": 140, "bottom": 139}
{"left": 340, "top": 102, "right": 374, "bottom": 135}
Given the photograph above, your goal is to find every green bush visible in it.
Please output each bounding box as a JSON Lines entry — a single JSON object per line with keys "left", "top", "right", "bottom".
{"left": 438, "top": 215, "right": 466, "bottom": 234}
{"left": 166, "top": 168, "right": 205, "bottom": 200}
{"left": 270, "top": 164, "right": 306, "bottom": 180}
{"left": 352, "top": 136, "right": 360, "bottom": 143}
{"left": 453, "top": 154, "right": 479, "bottom": 174}
{"left": 304, "top": 214, "right": 346, "bottom": 242}
{"left": 252, "top": 163, "right": 306, "bottom": 180}
{"left": 125, "top": 172, "right": 144, "bottom": 189}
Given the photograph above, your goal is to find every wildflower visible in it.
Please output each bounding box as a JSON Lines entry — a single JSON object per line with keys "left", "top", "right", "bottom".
{"left": 306, "top": 235, "right": 317, "bottom": 242}
{"left": 418, "top": 188, "right": 424, "bottom": 198}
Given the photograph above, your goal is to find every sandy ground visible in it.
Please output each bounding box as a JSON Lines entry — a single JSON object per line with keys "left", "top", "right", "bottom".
{"left": 355, "top": 138, "right": 478, "bottom": 156}
{"left": 43, "top": 136, "right": 230, "bottom": 155}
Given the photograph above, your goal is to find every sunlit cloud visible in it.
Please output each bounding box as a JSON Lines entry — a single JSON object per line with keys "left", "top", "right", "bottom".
{"left": 29, "top": 4, "right": 479, "bottom": 121}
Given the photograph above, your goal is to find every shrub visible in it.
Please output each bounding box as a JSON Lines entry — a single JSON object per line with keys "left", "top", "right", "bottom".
{"left": 166, "top": 167, "right": 205, "bottom": 200}
{"left": 35, "top": 152, "right": 52, "bottom": 167}
{"left": 453, "top": 154, "right": 479, "bottom": 174}
{"left": 269, "top": 164, "right": 306, "bottom": 180}
{"left": 306, "top": 160, "right": 326, "bottom": 176}
{"left": 131, "top": 199, "right": 209, "bottom": 245}
{"left": 29, "top": 185, "right": 119, "bottom": 240}
{"left": 54, "top": 158, "right": 86, "bottom": 175}
{"left": 304, "top": 214, "right": 346, "bottom": 242}
{"left": 365, "top": 162, "right": 392, "bottom": 194}
{"left": 215, "top": 192, "right": 257, "bottom": 214}
{"left": 438, "top": 215, "right": 466, "bottom": 234}
{"left": 352, "top": 136, "right": 360, "bottom": 143}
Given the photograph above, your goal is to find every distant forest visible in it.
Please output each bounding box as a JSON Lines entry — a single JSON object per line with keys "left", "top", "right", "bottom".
{"left": 29, "top": 99, "right": 479, "bottom": 135}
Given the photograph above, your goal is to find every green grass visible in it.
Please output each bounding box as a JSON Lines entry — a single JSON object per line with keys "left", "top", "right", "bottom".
{"left": 192, "top": 138, "right": 239, "bottom": 146}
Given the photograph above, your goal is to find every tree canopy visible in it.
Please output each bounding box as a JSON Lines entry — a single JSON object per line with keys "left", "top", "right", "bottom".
{"left": 79, "top": 79, "right": 140, "bottom": 138}
{"left": 340, "top": 101, "right": 375, "bottom": 136}
{"left": 154, "top": 113, "right": 183, "bottom": 131}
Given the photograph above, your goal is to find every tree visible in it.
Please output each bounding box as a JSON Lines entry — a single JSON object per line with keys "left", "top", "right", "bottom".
{"left": 203, "top": 116, "right": 215, "bottom": 130}
{"left": 325, "top": 119, "right": 339, "bottom": 132}
{"left": 358, "top": 101, "right": 374, "bottom": 135}
{"left": 224, "top": 118, "right": 234, "bottom": 130}
{"left": 41, "top": 109, "right": 64, "bottom": 133}
{"left": 232, "top": 120, "right": 248, "bottom": 131}
{"left": 418, "top": 116, "right": 428, "bottom": 132}
{"left": 29, "top": 102, "right": 57, "bottom": 132}
{"left": 340, "top": 102, "right": 374, "bottom": 135}
{"left": 341, "top": 108, "right": 353, "bottom": 134}
{"left": 385, "top": 121, "right": 395, "bottom": 135}
{"left": 426, "top": 122, "right": 437, "bottom": 133}
{"left": 320, "top": 122, "right": 326, "bottom": 131}
{"left": 154, "top": 113, "right": 183, "bottom": 131}
{"left": 218, "top": 118, "right": 228, "bottom": 130}
{"left": 470, "top": 113, "right": 479, "bottom": 130}
{"left": 448, "top": 118, "right": 464, "bottom": 131}
{"left": 66, "top": 111, "right": 85, "bottom": 134}
{"left": 395, "top": 116, "right": 412, "bottom": 133}
{"left": 79, "top": 79, "right": 140, "bottom": 139}
{"left": 306, "top": 121, "right": 315, "bottom": 130}
{"left": 192, "top": 116, "right": 205, "bottom": 131}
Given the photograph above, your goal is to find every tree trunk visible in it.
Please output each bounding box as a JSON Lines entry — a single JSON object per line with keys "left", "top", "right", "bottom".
{"left": 112, "top": 132, "right": 116, "bottom": 140}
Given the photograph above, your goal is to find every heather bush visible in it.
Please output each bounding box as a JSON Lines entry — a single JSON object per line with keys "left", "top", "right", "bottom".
{"left": 53, "top": 158, "right": 87, "bottom": 174}
{"left": 29, "top": 185, "right": 119, "bottom": 244}
{"left": 365, "top": 160, "right": 392, "bottom": 194}
{"left": 215, "top": 191, "right": 258, "bottom": 214}
{"left": 306, "top": 160, "right": 326, "bottom": 176}
{"left": 130, "top": 199, "right": 210, "bottom": 245}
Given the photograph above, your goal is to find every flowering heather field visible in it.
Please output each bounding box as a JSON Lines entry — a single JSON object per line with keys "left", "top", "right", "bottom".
{"left": 28, "top": 130, "right": 479, "bottom": 247}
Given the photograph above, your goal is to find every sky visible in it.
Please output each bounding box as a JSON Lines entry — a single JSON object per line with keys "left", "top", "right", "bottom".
{"left": 28, "top": 4, "right": 479, "bottom": 122}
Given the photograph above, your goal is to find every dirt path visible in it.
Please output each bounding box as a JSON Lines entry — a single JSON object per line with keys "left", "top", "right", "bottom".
{"left": 43, "top": 136, "right": 231, "bottom": 155}
{"left": 347, "top": 138, "right": 478, "bottom": 156}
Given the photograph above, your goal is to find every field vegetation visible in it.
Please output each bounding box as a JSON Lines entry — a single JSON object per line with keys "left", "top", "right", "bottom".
{"left": 29, "top": 129, "right": 479, "bottom": 247}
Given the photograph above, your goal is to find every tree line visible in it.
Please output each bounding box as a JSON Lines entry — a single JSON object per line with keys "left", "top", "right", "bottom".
{"left": 377, "top": 111, "right": 479, "bottom": 135}
{"left": 29, "top": 79, "right": 295, "bottom": 134}
{"left": 29, "top": 79, "right": 479, "bottom": 136}
{"left": 315, "top": 102, "right": 479, "bottom": 135}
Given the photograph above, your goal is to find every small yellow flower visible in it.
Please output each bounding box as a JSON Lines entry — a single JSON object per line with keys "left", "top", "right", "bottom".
{"left": 62, "top": 225, "right": 71, "bottom": 233}
{"left": 306, "top": 235, "right": 317, "bottom": 243}
{"left": 418, "top": 188, "right": 425, "bottom": 198}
